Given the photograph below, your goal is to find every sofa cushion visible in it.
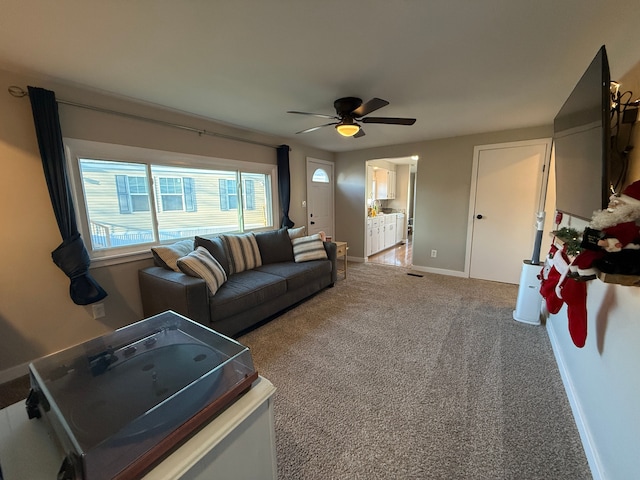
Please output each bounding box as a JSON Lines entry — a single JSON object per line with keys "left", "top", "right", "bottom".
{"left": 209, "top": 270, "right": 286, "bottom": 320}
{"left": 256, "top": 260, "right": 331, "bottom": 291}
{"left": 255, "top": 228, "right": 294, "bottom": 264}
{"left": 151, "top": 239, "right": 194, "bottom": 271}
{"left": 292, "top": 234, "right": 328, "bottom": 262}
{"left": 195, "top": 235, "right": 230, "bottom": 276}
{"left": 223, "top": 233, "right": 262, "bottom": 274}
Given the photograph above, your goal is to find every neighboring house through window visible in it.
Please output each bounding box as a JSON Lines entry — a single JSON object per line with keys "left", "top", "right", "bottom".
{"left": 116, "top": 175, "right": 150, "bottom": 213}
{"left": 220, "top": 178, "right": 255, "bottom": 211}
{"left": 157, "top": 177, "right": 197, "bottom": 212}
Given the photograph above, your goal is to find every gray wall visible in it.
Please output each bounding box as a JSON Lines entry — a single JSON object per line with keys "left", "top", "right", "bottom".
{"left": 542, "top": 59, "right": 640, "bottom": 480}
{"left": 0, "top": 67, "right": 332, "bottom": 379}
{"left": 335, "top": 125, "right": 552, "bottom": 270}
{"left": 3, "top": 59, "right": 640, "bottom": 479}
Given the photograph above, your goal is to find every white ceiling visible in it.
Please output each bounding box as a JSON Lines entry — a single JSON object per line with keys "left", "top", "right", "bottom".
{"left": 2, "top": 1, "right": 640, "bottom": 153}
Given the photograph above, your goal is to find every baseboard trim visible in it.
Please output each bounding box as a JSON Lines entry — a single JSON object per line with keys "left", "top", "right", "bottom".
{"left": 0, "top": 362, "right": 30, "bottom": 385}
{"left": 546, "top": 321, "right": 604, "bottom": 480}
{"left": 410, "top": 265, "right": 468, "bottom": 278}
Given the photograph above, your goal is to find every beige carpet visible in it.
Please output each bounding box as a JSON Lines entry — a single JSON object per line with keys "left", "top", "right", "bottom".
{"left": 239, "top": 262, "right": 591, "bottom": 480}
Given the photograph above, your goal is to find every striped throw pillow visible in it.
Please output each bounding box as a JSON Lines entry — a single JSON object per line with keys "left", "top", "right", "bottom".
{"left": 292, "top": 234, "right": 328, "bottom": 263}
{"left": 177, "top": 247, "right": 227, "bottom": 295}
{"left": 222, "top": 233, "right": 262, "bottom": 274}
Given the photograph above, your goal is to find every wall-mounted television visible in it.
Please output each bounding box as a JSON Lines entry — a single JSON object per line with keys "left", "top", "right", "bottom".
{"left": 553, "top": 45, "right": 614, "bottom": 221}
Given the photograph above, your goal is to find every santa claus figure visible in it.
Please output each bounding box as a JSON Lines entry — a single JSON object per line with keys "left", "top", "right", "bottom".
{"left": 573, "top": 179, "right": 640, "bottom": 277}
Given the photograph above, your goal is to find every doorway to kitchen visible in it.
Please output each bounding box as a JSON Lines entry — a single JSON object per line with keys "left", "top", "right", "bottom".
{"left": 365, "top": 156, "right": 418, "bottom": 268}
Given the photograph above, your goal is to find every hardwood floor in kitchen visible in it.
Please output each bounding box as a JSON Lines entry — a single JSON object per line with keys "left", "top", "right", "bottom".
{"left": 367, "top": 236, "right": 413, "bottom": 267}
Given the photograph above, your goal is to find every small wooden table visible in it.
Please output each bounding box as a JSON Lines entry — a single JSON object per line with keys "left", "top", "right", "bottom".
{"left": 334, "top": 241, "right": 348, "bottom": 279}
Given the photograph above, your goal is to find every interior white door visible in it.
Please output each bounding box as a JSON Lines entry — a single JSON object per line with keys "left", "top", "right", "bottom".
{"left": 306, "top": 158, "right": 334, "bottom": 238}
{"left": 467, "top": 140, "right": 551, "bottom": 284}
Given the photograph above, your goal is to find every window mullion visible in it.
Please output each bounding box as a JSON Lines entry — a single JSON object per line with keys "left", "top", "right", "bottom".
{"left": 236, "top": 171, "right": 245, "bottom": 232}
{"left": 147, "top": 166, "right": 161, "bottom": 242}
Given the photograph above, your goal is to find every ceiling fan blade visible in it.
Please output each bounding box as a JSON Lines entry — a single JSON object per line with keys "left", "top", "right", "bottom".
{"left": 287, "top": 110, "right": 337, "bottom": 120}
{"left": 352, "top": 98, "right": 389, "bottom": 118}
{"left": 295, "top": 122, "right": 338, "bottom": 134}
{"left": 353, "top": 128, "right": 366, "bottom": 138}
{"left": 361, "top": 117, "right": 416, "bottom": 125}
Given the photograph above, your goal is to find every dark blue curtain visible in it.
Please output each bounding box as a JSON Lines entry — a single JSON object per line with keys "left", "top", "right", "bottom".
{"left": 28, "top": 86, "right": 107, "bottom": 305}
{"left": 277, "top": 144, "right": 295, "bottom": 228}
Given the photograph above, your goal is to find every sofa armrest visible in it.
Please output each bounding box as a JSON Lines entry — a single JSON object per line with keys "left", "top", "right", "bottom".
{"left": 138, "top": 267, "right": 210, "bottom": 325}
{"left": 324, "top": 241, "right": 338, "bottom": 284}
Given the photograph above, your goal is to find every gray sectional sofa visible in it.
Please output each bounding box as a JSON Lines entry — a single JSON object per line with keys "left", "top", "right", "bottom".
{"left": 138, "top": 228, "right": 337, "bottom": 337}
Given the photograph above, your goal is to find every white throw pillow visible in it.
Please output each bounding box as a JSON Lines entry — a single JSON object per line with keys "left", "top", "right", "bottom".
{"left": 151, "top": 239, "right": 194, "bottom": 272}
{"left": 287, "top": 226, "right": 306, "bottom": 240}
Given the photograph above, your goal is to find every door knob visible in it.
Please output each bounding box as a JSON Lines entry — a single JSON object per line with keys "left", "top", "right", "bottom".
{"left": 476, "top": 214, "right": 483, "bottom": 219}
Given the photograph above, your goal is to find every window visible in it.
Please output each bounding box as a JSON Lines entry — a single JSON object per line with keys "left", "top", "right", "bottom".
{"left": 154, "top": 176, "right": 197, "bottom": 212}
{"left": 220, "top": 178, "right": 255, "bottom": 211}
{"left": 219, "top": 179, "right": 238, "bottom": 210}
{"left": 115, "top": 175, "right": 150, "bottom": 213}
{"left": 66, "top": 139, "right": 277, "bottom": 262}
{"left": 244, "top": 178, "right": 255, "bottom": 210}
{"left": 312, "top": 168, "right": 330, "bottom": 183}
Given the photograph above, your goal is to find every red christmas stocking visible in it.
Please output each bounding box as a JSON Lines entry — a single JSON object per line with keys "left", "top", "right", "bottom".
{"left": 539, "top": 245, "right": 568, "bottom": 314}
{"left": 558, "top": 277, "right": 588, "bottom": 348}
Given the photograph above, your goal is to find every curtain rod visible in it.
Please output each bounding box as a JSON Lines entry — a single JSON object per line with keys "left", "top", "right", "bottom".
{"left": 8, "top": 85, "right": 285, "bottom": 150}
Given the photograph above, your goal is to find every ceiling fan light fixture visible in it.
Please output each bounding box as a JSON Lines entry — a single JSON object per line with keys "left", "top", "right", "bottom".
{"left": 336, "top": 122, "right": 361, "bottom": 137}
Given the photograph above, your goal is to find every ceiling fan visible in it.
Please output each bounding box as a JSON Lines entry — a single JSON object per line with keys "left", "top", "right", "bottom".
{"left": 287, "top": 97, "right": 416, "bottom": 138}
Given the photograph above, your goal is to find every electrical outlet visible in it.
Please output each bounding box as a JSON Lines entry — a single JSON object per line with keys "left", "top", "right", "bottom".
{"left": 431, "top": 249, "right": 437, "bottom": 258}
{"left": 92, "top": 303, "right": 105, "bottom": 319}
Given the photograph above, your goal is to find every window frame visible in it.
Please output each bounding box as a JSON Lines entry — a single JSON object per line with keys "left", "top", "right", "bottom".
{"left": 65, "top": 138, "right": 279, "bottom": 267}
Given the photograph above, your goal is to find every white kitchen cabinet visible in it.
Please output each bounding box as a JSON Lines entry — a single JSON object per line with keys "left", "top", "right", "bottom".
{"left": 387, "top": 170, "right": 396, "bottom": 199}
{"left": 366, "top": 165, "right": 375, "bottom": 205}
{"left": 373, "top": 217, "right": 384, "bottom": 253}
{"left": 396, "top": 213, "right": 405, "bottom": 243}
{"left": 368, "top": 213, "right": 404, "bottom": 257}
{"left": 374, "top": 168, "right": 396, "bottom": 200}
{"left": 384, "top": 214, "right": 395, "bottom": 248}
{"left": 375, "top": 168, "right": 388, "bottom": 199}
{"left": 370, "top": 217, "right": 381, "bottom": 255}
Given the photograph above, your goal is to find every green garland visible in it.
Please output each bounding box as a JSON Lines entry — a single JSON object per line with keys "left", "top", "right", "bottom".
{"left": 552, "top": 227, "right": 583, "bottom": 256}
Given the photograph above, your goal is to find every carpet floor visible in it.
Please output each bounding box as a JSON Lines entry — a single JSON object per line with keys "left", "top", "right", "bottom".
{"left": 238, "top": 262, "right": 591, "bottom": 480}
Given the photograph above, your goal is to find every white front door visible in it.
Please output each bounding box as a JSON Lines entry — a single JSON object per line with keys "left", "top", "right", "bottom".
{"left": 306, "top": 158, "right": 334, "bottom": 238}
{"left": 466, "top": 139, "right": 552, "bottom": 284}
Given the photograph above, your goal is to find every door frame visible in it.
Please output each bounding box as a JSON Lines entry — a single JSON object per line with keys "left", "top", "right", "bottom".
{"left": 306, "top": 157, "right": 335, "bottom": 237}
{"left": 464, "top": 138, "right": 552, "bottom": 279}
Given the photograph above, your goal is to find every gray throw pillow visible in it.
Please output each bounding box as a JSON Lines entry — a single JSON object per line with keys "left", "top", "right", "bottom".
{"left": 194, "top": 235, "right": 231, "bottom": 276}
{"left": 255, "top": 228, "right": 294, "bottom": 264}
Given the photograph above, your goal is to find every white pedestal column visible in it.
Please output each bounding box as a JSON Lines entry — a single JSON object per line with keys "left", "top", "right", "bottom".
{"left": 513, "top": 260, "right": 543, "bottom": 325}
